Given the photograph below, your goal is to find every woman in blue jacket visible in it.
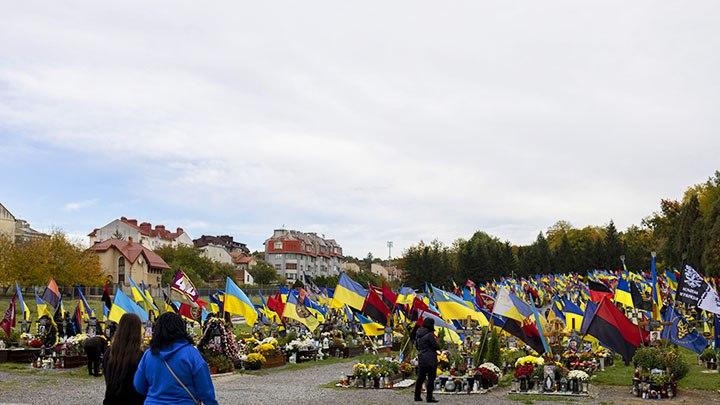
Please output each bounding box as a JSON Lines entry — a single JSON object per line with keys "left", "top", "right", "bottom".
{"left": 134, "top": 312, "right": 218, "bottom": 405}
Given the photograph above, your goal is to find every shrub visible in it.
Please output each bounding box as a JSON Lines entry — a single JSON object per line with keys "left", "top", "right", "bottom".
{"left": 700, "top": 347, "right": 717, "bottom": 362}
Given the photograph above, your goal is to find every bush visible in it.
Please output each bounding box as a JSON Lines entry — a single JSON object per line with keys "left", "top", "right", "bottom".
{"left": 700, "top": 347, "right": 717, "bottom": 362}
{"left": 632, "top": 346, "right": 664, "bottom": 370}
{"left": 632, "top": 345, "right": 690, "bottom": 381}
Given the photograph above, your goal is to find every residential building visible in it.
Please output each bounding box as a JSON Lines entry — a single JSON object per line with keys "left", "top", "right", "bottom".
{"left": 264, "top": 229, "right": 342, "bottom": 282}
{"left": 341, "top": 262, "right": 361, "bottom": 273}
{"left": 371, "top": 263, "right": 404, "bottom": 281}
{"left": 234, "top": 268, "right": 255, "bottom": 285}
{"left": 0, "top": 202, "right": 48, "bottom": 243}
{"left": 88, "top": 216, "right": 192, "bottom": 250}
{"left": 89, "top": 237, "right": 170, "bottom": 287}
{"left": 193, "top": 235, "right": 249, "bottom": 254}
{"left": 193, "top": 235, "right": 249, "bottom": 266}
{"left": 231, "top": 252, "right": 257, "bottom": 271}
{"left": 197, "top": 243, "right": 234, "bottom": 265}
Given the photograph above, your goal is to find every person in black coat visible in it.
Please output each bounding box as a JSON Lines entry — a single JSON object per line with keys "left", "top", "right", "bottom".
{"left": 84, "top": 335, "right": 108, "bottom": 376}
{"left": 414, "top": 317, "right": 439, "bottom": 403}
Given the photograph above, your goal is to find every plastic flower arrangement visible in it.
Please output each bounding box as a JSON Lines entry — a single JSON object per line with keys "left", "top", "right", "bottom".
{"left": 245, "top": 352, "right": 267, "bottom": 369}
{"left": 400, "top": 362, "right": 415, "bottom": 375}
{"left": 515, "top": 355, "right": 544, "bottom": 367}
{"left": 514, "top": 364, "right": 534, "bottom": 379}
{"left": 353, "top": 363, "right": 369, "bottom": 378}
{"left": 259, "top": 337, "right": 278, "bottom": 347}
{"left": 476, "top": 366, "right": 499, "bottom": 384}
{"left": 253, "top": 343, "right": 278, "bottom": 357}
{"left": 479, "top": 362, "right": 501, "bottom": 376}
{"left": 367, "top": 364, "right": 381, "bottom": 378}
{"left": 568, "top": 370, "right": 589, "bottom": 381}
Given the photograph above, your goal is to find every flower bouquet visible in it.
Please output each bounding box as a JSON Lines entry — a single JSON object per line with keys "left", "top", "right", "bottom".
{"left": 244, "top": 352, "right": 266, "bottom": 370}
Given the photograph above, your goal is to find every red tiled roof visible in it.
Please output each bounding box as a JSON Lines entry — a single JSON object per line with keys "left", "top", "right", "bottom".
{"left": 90, "top": 238, "right": 170, "bottom": 269}
{"left": 230, "top": 252, "right": 254, "bottom": 265}
{"left": 119, "top": 217, "right": 185, "bottom": 241}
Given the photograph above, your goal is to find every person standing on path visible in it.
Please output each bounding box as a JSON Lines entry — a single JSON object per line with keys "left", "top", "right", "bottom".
{"left": 414, "top": 317, "right": 439, "bottom": 403}
{"left": 102, "top": 313, "right": 145, "bottom": 405}
{"left": 134, "top": 312, "right": 218, "bottom": 405}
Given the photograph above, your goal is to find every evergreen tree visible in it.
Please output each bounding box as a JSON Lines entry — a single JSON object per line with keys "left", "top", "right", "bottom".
{"left": 602, "top": 220, "right": 623, "bottom": 270}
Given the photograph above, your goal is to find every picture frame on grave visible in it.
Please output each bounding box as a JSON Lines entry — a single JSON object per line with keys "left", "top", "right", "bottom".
{"left": 649, "top": 331, "right": 661, "bottom": 343}
{"left": 543, "top": 365, "right": 556, "bottom": 391}
{"left": 507, "top": 337, "right": 517, "bottom": 349}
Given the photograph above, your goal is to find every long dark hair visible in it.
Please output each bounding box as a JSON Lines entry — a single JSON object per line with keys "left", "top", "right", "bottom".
{"left": 150, "top": 312, "right": 193, "bottom": 354}
{"left": 105, "top": 313, "right": 142, "bottom": 396}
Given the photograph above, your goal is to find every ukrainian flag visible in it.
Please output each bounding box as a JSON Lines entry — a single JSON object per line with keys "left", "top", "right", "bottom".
{"left": 224, "top": 277, "right": 258, "bottom": 326}
{"left": 129, "top": 277, "right": 158, "bottom": 314}
{"left": 283, "top": 292, "right": 320, "bottom": 332}
{"left": 396, "top": 287, "right": 415, "bottom": 305}
{"left": 614, "top": 278, "right": 634, "bottom": 308}
{"left": 665, "top": 270, "right": 678, "bottom": 292}
{"left": 492, "top": 287, "right": 526, "bottom": 322}
{"left": 417, "top": 309, "right": 462, "bottom": 344}
{"left": 109, "top": 288, "right": 149, "bottom": 323}
{"left": 355, "top": 312, "right": 385, "bottom": 336}
{"left": 16, "top": 283, "right": 29, "bottom": 322}
{"left": 76, "top": 286, "right": 95, "bottom": 319}
{"left": 562, "top": 298, "right": 583, "bottom": 331}
{"left": 650, "top": 255, "right": 662, "bottom": 321}
{"left": 35, "top": 291, "right": 52, "bottom": 319}
{"left": 332, "top": 272, "right": 367, "bottom": 310}
{"left": 431, "top": 285, "right": 488, "bottom": 326}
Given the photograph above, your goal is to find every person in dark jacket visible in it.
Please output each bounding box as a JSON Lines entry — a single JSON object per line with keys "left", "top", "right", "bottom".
{"left": 103, "top": 313, "right": 145, "bottom": 405}
{"left": 414, "top": 317, "right": 439, "bottom": 402}
{"left": 134, "top": 312, "right": 218, "bottom": 405}
{"left": 84, "top": 335, "right": 108, "bottom": 376}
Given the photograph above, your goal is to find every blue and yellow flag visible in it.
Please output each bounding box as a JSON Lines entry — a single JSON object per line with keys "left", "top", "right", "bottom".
{"left": 224, "top": 277, "right": 258, "bottom": 326}
{"left": 16, "top": 283, "right": 29, "bottom": 322}
{"left": 332, "top": 272, "right": 367, "bottom": 310}
{"left": 431, "top": 285, "right": 487, "bottom": 325}
{"left": 283, "top": 292, "right": 320, "bottom": 332}
{"left": 614, "top": 278, "right": 634, "bottom": 308}
{"left": 109, "top": 288, "right": 148, "bottom": 323}
{"left": 355, "top": 311, "right": 385, "bottom": 336}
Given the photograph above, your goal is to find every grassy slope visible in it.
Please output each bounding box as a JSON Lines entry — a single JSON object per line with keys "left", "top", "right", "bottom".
{"left": 591, "top": 348, "right": 719, "bottom": 392}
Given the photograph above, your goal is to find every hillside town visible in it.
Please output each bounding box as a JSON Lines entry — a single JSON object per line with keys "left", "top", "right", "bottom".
{"left": 1, "top": 204, "right": 404, "bottom": 290}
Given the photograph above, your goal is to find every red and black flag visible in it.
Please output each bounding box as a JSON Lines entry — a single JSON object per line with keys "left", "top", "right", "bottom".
{"left": 380, "top": 283, "right": 397, "bottom": 310}
{"left": 267, "top": 292, "right": 285, "bottom": 321}
{"left": 362, "top": 288, "right": 390, "bottom": 325}
{"left": 0, "top": 295, "right": 16, "bottom": 337}
{"left": 588, "top": 280, "right": 614, "bottom": 302}
{"left": 581, "top": 297, "right": 648, "bottom": 364}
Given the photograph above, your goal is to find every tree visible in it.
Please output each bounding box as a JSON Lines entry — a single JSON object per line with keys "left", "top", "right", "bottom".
{"left": 0, "top": 231, "right": 104, "bottom": 286}
{"left": 248, "top": 261, "right": 279, "bottom": 285}
{"left": 155, "top": 245, "right": 234, "bottom": 287}
{"left": 601, "top": 220, "right": 623, "bottom": 270}
{"left": 552, "top": 233, "right": 575, "bottom": 274}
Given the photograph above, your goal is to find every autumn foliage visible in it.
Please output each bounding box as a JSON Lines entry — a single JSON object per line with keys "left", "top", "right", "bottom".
{"left": 0, "top": 232, "right": 104, "bottom": 287}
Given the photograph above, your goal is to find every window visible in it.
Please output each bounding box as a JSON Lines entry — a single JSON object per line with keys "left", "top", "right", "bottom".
{"left": 276, "top": 254, "right": 283, "bottom": 260}
{"left": 286, "top": 263, "right": 297, "bottom": 270}
{"left": 273, "top": 241, "right": 283, "bottom": 249}
{"left": 286, "top": 273, "right": 295, "bottom": 280}
{"left": 274, "top": 264, "right": 281, "bottom": 270}
{"left": 118, "top": 257, "right": 126, "bottom": 284}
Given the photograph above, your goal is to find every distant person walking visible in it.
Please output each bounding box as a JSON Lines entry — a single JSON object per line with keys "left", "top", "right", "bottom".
{"left": 134, "top": 312, "right": 218, "bottom": 405}
{"left": 102, "top": 313, "right": 145, "bottom": 405}
{"left": 414, "top": 317, "right": 439, "bottom": 403}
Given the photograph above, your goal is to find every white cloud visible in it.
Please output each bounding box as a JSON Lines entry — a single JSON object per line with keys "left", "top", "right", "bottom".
{"left": 2, "top": 1, "right": 720, "bottom": 256}
{"left": 63, "top": 199, "right": 98, "bottom": 212}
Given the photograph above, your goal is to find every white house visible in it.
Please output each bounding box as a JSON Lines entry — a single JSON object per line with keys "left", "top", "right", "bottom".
{"left": 89, "top": 216, "right": 192, "bottom": 250}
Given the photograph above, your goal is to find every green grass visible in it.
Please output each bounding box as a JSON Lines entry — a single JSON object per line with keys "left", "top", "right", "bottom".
{"left": 0, "top": 362, "right": 96, "bottom": 379}
{"left": 591, "top": 348, "right": 720, "bottom": 392}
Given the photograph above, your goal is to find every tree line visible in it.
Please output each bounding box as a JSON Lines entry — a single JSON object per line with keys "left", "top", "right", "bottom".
{"left": 401, "top": 171, "right": 720, "bottom": 288}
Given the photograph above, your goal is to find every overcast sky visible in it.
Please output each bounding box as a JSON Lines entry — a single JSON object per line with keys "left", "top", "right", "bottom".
{"left": 1, "top": 1, "right": 719, "bottom": 257}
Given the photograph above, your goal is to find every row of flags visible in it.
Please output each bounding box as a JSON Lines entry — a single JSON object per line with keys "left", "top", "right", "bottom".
{"left": 3, "top": 260, "right": 720, "bottom": 364}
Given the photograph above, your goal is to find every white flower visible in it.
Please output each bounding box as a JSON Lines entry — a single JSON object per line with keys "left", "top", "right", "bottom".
{"left": 568, "top": 370, "right": 589, "bottom": 381}
{"left": 479, "top": 362, "right": 501, "bottom": 375}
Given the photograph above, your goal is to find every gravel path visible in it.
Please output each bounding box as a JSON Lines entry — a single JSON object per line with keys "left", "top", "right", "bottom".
{"left": 2, "top": 362, "right": 719, "bottom": 405}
